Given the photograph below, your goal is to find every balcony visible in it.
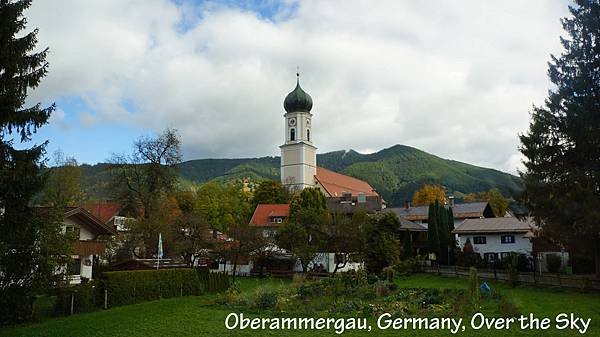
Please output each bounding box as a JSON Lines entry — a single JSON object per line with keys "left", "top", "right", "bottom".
{"left": 73, "top": 240, "right": 107, "bottom": 256}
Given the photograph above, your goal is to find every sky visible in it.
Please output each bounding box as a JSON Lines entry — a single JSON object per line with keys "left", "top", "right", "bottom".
{"left": 19, "top": 0, "right": 571, "bottom": 173}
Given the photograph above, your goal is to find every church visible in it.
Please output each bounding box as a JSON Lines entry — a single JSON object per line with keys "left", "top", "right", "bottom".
{"left": 246, "top": 74, "right": 383, "bottom": 274}
{"left": 278, "top": 73, "right": 382, "bottom": 209}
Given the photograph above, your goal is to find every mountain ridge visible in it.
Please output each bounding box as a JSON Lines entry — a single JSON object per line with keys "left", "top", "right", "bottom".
{"left": 80, "top": 144, "right": 522, "bottom": 207}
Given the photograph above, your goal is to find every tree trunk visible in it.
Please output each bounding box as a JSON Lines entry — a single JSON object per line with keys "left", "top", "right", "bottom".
{"left": 232, "top": 251, "right": 239, "bottom": 282}
{"left": 594, "top": 235, "right": 600, "bottom": 280}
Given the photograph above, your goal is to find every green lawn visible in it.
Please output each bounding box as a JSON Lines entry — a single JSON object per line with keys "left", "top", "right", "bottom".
{"left": 1, "top": 275, "right": 598, "bottom": 337}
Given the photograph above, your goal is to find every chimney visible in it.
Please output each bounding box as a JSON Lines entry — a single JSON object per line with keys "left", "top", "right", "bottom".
{"left": 448, "top": 195, "right": 455, "bottom": 207}
{"left": 405, "top": 200, "right": 411, "bottom": 209}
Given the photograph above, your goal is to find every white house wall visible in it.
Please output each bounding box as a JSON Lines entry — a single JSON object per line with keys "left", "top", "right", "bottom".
{"left": 457, "top": 233, "right": 532, "bottom": 257}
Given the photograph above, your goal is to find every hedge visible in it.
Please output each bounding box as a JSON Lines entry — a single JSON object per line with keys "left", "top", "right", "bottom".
{"left": 197, "top": 269, "right": 230, "bottom": 292}
{"left": 99, "top": 269, "right": 203, "bottom": 307}
{"left": 97, "top": 268, "right": 231, "bottom": 308}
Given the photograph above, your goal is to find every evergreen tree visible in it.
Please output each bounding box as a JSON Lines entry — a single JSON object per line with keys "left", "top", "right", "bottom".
{"left": 519, "top": 0, "right": 600, "bottom": 278}
{"left": 0, "top": 0, "right": 70, "bottom": 324}
{"left": 427, "top": 202, "right": 440, "bottom": 259}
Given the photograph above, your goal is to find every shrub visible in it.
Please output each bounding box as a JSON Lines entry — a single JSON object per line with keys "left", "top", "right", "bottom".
{"left": 394, "top": 256, "right": 424, "bottom": 275}
{"left": 570, "top": 255, "right": 595, "bottom": 274}
{"left": 546, "top": 254, "right": 562, "bottom": 273}
{"left": 497, "top": 297, "right": 520, "bottom": 317}
{"left": 100, "top": 269, "right": 204, "bottom": 308}
{"left": 375, "top": 281, "right": 389, "bottom": 297}
{"left": 468, "top": 267, "right": 480, "bottom": 308}
{"left": 292, "top": 273, "right": 306, "bottom": 284}
{"left": 54, "top": 283, "right": 97, "bottom": 315}
{"left": 254, "top": 289, "right": 279, "bottom": 310}
{"left": 297, "top": 281, "right": 325, "bottom": 299}
{"left": 382, "top": 266, "right": 395, "bottom": 282}
{"left": 507, "top": 253, "right": 520, "bottom": 287}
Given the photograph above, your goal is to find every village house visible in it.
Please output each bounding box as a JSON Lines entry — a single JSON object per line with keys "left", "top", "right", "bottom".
{"left": 388, "top": 200, "right": 495, "bottom": 228}
{"left": 453, "top": 217, "right": 568, "bottom": 271}
{"left": 35, "top": 206, "right": 117, "bottom": 284}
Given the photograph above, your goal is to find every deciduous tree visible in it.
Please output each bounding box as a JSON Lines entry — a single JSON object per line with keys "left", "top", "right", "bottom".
{"left": 276, "top": 188, "right": 327, "bottom": 272}
{"left": 364, "top": 212, "right": 401, "bottom": 274}
{"left": 251, "top": 180, "right": 290, "bottom": 206}
{"left": 412, "top": 184, "right": 446, "bottom": 206}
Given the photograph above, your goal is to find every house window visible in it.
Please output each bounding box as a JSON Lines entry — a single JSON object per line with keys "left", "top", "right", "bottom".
{"left": 65, "top": 225, "right": 80, "bottom": 238}
{"left": 501, "top": 252, "right": 511, "bottom": 261}
{"left": 290, "top": 128, "right": 296, "bottom": 141}
{"left": 473, "top": 236, "right": 486, "bottom": 244}
{"left": 501, "top": 235, "right": 515, "bottom": 244}
{"left": 484, "top": 253, "right": 498, "bottom": 263}
{"left": 307, "top": 129, "right": 310, "bottom": 141}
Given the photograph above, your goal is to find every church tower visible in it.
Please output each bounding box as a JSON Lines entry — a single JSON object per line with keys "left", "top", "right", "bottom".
{"left": 280, "top": 73, "right": 317, "bottom": 190}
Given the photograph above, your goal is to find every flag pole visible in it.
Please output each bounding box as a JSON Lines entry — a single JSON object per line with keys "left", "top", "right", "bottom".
{"left": 157, "top": 233, "right": 163, "bottom": 270}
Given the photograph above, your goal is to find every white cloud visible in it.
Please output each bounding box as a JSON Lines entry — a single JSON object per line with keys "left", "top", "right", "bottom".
{"left": 26, "top": 0, "right": 569, "bottom": 173}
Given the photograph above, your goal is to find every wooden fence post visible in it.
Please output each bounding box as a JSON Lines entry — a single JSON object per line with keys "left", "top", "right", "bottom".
{"left": 104, "top": 289, "right": 108, "bottom": 309}
{"left": 180, "top": 284, "right": 183, "bottom": 297}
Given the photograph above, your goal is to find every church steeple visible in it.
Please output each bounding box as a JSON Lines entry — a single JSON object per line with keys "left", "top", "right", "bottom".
{"left": 284, "top": 72, "right": 313, "bottom": 113}
{"left": 280, "top": 72, "right": 317, "bottom": 190}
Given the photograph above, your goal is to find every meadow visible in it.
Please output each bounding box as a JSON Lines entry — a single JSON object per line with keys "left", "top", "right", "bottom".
{"left": 1, "top": 275, "right": 598, "bottom": 337}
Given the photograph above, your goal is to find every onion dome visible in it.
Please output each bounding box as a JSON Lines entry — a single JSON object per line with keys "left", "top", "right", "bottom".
{"left": 284, "top": 73, "right": 313, "bottom": 113}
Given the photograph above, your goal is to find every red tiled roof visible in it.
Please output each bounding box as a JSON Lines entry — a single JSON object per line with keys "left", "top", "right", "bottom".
{"left": 249, "top": 204, "right": 290, "bottom": 227}
{"left": 84, "top": 202, "right": 122, "bottom": 223}
{"left": 314, "top": 167, "right": 378, "bottom": 197}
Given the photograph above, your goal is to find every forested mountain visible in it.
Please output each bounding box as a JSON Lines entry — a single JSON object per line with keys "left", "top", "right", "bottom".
{"left": 80, "top": 144, "right": 522, "bottom": 207}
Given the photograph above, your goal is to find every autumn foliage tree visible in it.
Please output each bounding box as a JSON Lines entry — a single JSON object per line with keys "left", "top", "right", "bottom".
{"left": 463, "top": 188, "right": 509, "bottom": 217}
{"left": 412, "top": 184, "right": 447, "bottom": 206}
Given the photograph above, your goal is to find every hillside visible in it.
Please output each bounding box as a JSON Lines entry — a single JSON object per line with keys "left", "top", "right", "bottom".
{"left": 80, "top": 145, "right": 521, "bottom": 206}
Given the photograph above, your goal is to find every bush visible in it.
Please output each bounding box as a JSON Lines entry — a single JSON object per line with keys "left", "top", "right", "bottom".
{"left": 456, "top": 251, "right": 483, "bottom": 268}
{"left": 546, "top": 254, "right": 562, "bottom": 273}
{"left": 506, "top": 253, "right": 520, "bottom": 287}
{"left": 468, "top": 267, "right": 480, "bottom": 308}
{"left": 254, "top": 288, "right": 279, "bottom": 310}
{"left": 297, "top": 281, "right": 325, "bottom": 299}
{"left": 570, "top": 255, "right": 595, "bottom": 274}
{"left": 394, "top": 256, "right": 424, "bottom": 275}
{"left": 100, "top": 269, "right": 205, "bottom": 308}
{"left": 497, "top": 297, "right": 520, "bottom": 317}
{"left": 54, "top": 283, "right": 97, "bottom": 315}
{"left": 382, "top": 266, "right": 395, "bottom": 282}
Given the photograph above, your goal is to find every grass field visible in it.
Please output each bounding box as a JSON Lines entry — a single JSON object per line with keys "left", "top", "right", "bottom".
{"left": 1, "top": 275, "right": 598, "bottom": 337}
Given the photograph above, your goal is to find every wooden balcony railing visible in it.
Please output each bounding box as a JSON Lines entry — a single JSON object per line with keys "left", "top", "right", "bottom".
{"left": 73, "top": 240, "right": 107, "bottom": 256}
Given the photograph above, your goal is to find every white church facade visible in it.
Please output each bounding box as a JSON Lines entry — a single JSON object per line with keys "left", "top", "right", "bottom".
{"left": 280, "top": 73, "right": 318, "bottom": 190}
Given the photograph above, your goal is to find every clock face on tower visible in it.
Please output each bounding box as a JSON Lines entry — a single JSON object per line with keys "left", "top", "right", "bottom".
{"left": 288, "top": 118, "right": 296, "bottom": 126}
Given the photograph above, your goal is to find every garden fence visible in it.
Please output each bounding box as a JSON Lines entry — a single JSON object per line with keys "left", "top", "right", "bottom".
{"left": 423, "top": 264, "right": 600, "bottom": 290}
